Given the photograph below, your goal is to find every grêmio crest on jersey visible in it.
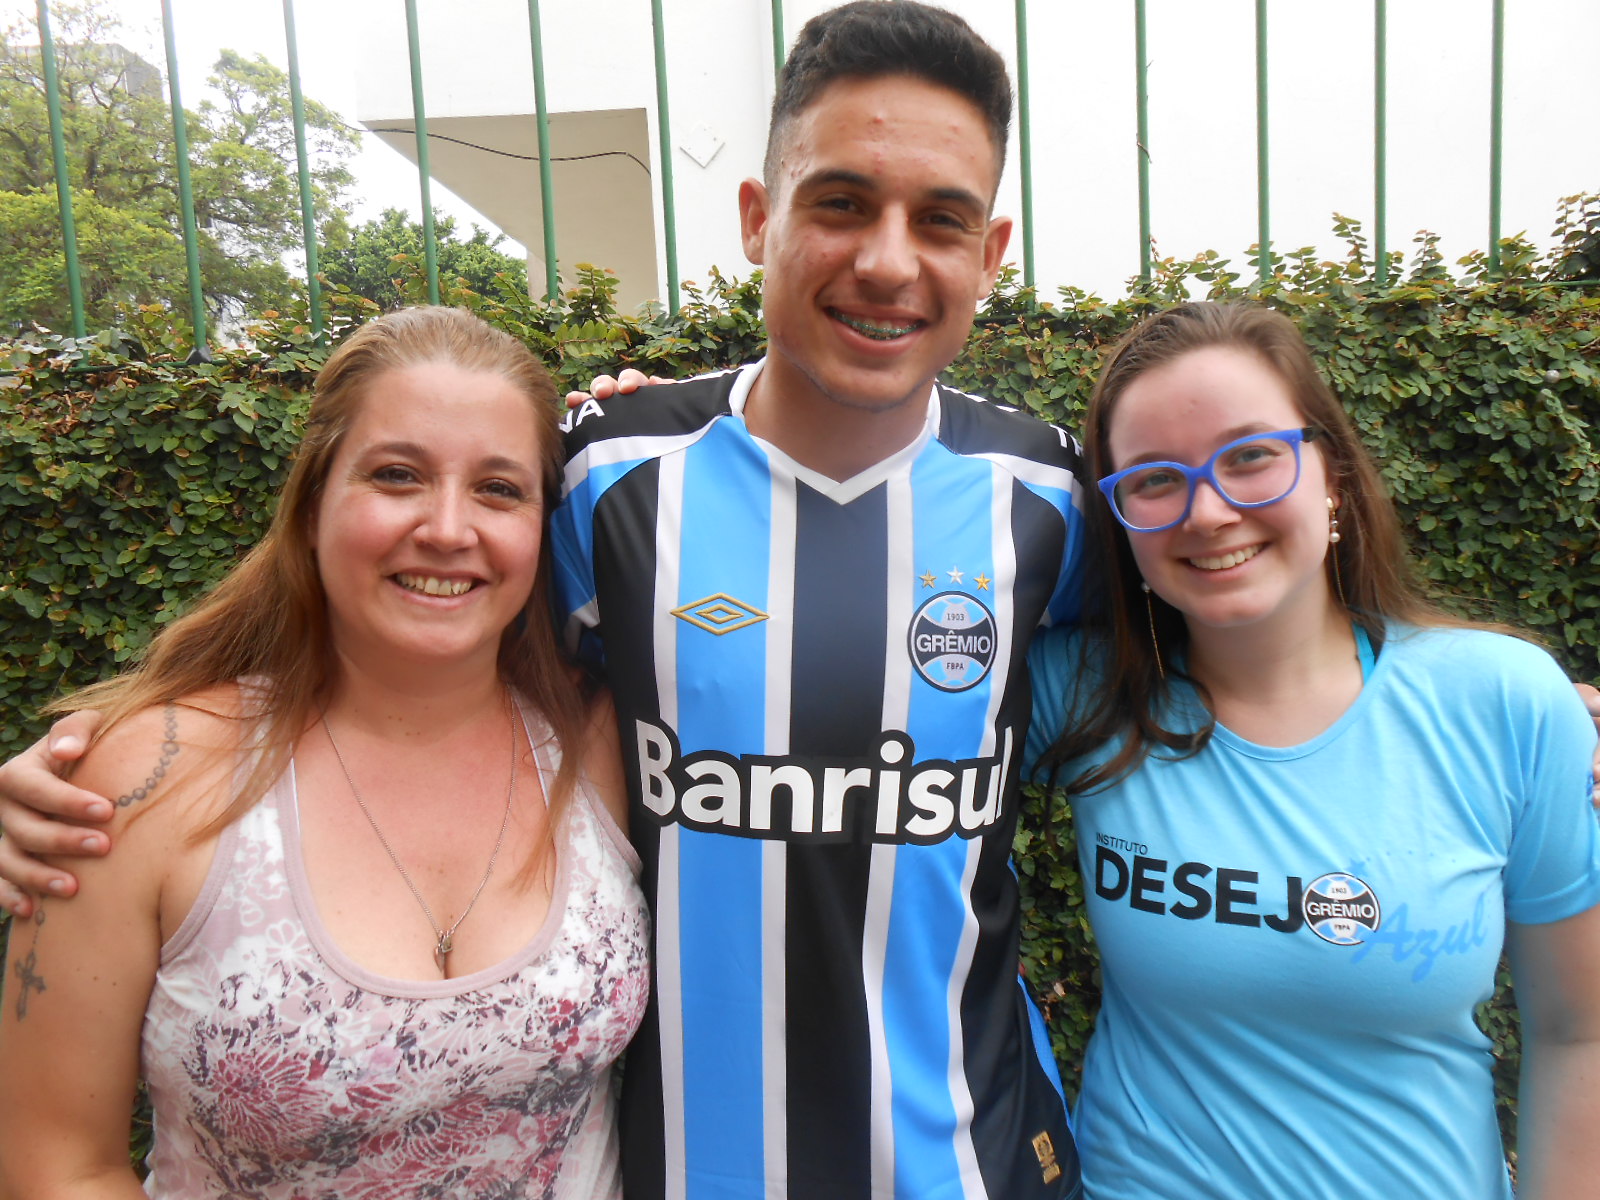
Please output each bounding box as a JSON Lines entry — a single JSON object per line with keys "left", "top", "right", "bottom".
{"left": 909, "top": 575, "right": 997, "bottom": 692}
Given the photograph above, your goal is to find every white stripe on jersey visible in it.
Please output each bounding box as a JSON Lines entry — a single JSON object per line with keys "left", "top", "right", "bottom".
{"left": 971, "top": 447, "right": 1083, "bottom": 502}
{"left": 867, "top": 469, "right": 919, "bottom": 1194}
{"left": 943, "top": 462, "right": 1016, "bottom": 1200}
{"left": 761, "top": 841, "right": 788, "bottom": 1200}
{"left": 881, "top": 459, "right": 917, "bottom": 747}
{"left": 762, "top": 470, "right": 798, "bottom": 1200}
{"left": 865, "top": 843, "right": 899, "bottom": 1196}
{"left": 950, "top": 838, "right": 988, "bottom": 1200}
{"left": 981, "top": 462, "right": 1015, "bottom": 760}
{"left": 658, "top": 828, "right": 686, "bottom": 1200}
{"left": 655, "top": 452, "right": 689, "bottom": 1200}
{"left": 763, "top": 466, "right": 798, "bottom": 744}
{"left": 562, "top": 425, "right": 728, "bottom": 497}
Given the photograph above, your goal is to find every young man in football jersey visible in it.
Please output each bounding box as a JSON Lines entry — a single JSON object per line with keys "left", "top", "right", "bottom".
{"left": 553, "top": 6, "right": 1084, "bottom": 1195}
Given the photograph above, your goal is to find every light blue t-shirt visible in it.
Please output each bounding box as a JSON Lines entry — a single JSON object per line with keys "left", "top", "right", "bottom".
{"left": 1025, "top": 623, "right": 1600, "bottom": 1200}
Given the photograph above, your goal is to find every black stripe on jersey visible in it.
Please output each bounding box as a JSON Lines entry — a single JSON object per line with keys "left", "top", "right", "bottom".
{"left": 783, "top": 479, "right": 887, "bottom": 1199}
{"left": 961, "top": 782, "right": 1080, "bottom": 1198}
{"left": 1004, "top": 477, "right": 1071, "bottom": 690}
{"left": 591, "top": 455, "right": 671, "bottom": 1200}
{"left": 935, "top": 383, "right": 1084, "bottom": 474}
{"left": 590, "top": 452, "right": 667, "bottom": 805}
{"left": 561, "top": 371, "right": 739, "bottom": 456}
{"left": 966, "top": 977, "right": 1083, "bottom": 1198}
{"left": 620, "top": 1001, "right": 668, "bottom": 1199}
{"left": 965, "top": 478, "right": 1080, "bottom": 1199}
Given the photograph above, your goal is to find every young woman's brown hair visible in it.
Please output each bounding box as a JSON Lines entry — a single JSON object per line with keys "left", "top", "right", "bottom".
{"left": 1042, "top": 301, "right": 1466, "bottom": 795}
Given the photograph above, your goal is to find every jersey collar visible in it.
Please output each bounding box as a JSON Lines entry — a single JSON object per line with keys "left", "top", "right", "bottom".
{"left": 728, "top": 360, "right": 940, "bottom": 505}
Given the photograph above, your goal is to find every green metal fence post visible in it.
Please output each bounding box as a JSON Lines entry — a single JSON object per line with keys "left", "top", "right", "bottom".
{"left": 281, "top": 0, "right": 323, "bottom": 340}
{"left": 1013, "top": 0, "right": 1036, "bottom": 291}
{"left": 526, "top": 0, "right": 560, "bottom": 300}
{"left": 1374, "top": 0, "right": 1388, "bottom": 286}
{"left": 34, "top": 0, "right": 85, "bottom": 338}
{"left": 160, "top": 0, "right": 209, "bottom": 359}
{"left": 649, "top": 0, "right": 681, "bottom": 314}
{"left": 771, "top": 0, "right": 786, "bottom": 76}
{"left": 1488, "top": 0, "right": 1504, "bottom": 276}
{"left": 1254, "top": 0, "right": 1271, "bottom": 281}
{"left": 403, "top": 0, "right": 440, "bottom": 305}
{"left": 1135, "top": 0, "right": 1152, "bottom": 285}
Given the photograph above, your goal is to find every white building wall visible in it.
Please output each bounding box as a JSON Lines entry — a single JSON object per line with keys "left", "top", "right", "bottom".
{"left": 356, "top": 0, "right": 1600, "bottom": 312}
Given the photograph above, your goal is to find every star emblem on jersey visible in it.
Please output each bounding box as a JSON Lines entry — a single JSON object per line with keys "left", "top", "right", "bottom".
{"left": 946, "top": 566, "right": 964, "bottom": 583}
{"left": 671, "top": 593, "right": 769, "bottom": 636}
{"left": 908, "top": 591, "right": 997, "bottom": 692}
{"left": 919, "top": 570, "right": 937, "bottom": 588}
{"left": 1301, "top": 872, "right": 1382, "bottom": 945}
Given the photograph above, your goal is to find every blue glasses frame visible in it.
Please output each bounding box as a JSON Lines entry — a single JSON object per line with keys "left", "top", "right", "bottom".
{"left": 1097, "top": 427, "right": 1322, "bottom": 532}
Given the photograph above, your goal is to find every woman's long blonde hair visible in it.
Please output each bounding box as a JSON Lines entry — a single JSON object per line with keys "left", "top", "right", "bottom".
{"left": 57, "top": 307, "right": 594, "bottom": 860}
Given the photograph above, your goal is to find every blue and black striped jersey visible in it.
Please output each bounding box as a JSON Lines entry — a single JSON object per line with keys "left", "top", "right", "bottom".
{"left": 553, "top": 363, "right": 1087, "bottom": 1200}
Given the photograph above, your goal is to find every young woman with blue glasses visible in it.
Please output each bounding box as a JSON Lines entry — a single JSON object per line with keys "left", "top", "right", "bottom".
{"left": 1027, "top": 301, "right": 1600, "bottom": 1199}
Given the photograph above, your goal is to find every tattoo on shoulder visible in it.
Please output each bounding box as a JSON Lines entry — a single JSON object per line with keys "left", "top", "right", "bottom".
{"left": 115, "top": 702, "right": 180, "bottom": 809}
{"left": 12, "top": 909, "right": 46, "bottom": 1020}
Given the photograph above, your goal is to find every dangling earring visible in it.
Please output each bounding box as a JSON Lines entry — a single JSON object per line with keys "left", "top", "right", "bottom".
{"left": 1141, "top": 580, "right": 1166, "bottom": 681}
{"left": 1327, "top": 497, "right": 1347, "bottom": 608}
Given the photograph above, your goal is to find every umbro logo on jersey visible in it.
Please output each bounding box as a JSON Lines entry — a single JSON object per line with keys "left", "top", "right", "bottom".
{"left": 908, "top": 591, "right": 996, "bottom": 692}
{"left": 671, "top": 593, "right": 769, "bottom": 636}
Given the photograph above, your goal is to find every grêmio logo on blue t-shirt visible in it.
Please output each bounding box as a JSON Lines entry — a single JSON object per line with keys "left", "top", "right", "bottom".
{"left": 1091, "top": 833, "right": 1489, "bottom": 981}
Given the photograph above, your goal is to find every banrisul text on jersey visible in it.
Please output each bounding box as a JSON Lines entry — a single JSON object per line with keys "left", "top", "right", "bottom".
{"left": 635, "top": 723, "right": 1013, "bottom": 843}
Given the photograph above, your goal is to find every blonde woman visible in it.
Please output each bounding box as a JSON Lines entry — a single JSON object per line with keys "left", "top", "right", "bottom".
{"left": 0, "top": 308, "right": 649, "bottom": 1198}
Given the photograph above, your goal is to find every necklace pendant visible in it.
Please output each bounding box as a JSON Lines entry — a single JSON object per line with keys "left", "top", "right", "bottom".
{"left": 436, "top": 931, "right": 453, "bottom": 963}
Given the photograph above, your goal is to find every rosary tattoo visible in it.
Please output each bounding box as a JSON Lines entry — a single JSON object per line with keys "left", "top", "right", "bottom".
{"left": 11, "top": 908, "right": 46, "bottom": 1020}
{"left": 116, "top": 702, "right": 179, "bottom": 808}
{"left": 9, "top": 707, "right": 179, "bottom": 1020}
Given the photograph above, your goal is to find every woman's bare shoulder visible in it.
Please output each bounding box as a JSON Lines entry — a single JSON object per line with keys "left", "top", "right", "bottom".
{"left": 73, "top": 682, "right": 254, "bottom": 834}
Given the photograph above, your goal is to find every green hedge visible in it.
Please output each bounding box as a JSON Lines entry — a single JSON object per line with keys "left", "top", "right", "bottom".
{"left": 2, "top": 232, "right": 1597, "bottom": 1161}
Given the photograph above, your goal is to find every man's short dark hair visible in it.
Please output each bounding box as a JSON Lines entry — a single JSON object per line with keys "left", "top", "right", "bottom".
{"left": 764, "top": 1, "right": 1012, "bottom": 187}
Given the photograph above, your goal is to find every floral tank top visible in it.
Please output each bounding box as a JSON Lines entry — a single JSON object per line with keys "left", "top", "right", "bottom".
{"left": 140, "top": 708, "right": 651, "bottom": 1199}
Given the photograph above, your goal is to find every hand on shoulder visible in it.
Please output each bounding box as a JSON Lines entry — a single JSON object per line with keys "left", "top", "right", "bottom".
{"left": 563, "top": 368, "right": 672, "bottom": 410}
{"left": 0, "top": 709, "right": 110, "bottom": 915}
{"left": 72, "top": 686, "right": 246, "bottom": 827}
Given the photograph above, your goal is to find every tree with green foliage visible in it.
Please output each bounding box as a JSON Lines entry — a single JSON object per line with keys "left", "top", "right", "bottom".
{"left": 0, "top": 0, "right": 355, "bottom": 333}
{"left": 319, "top": 207, "right": 531, "bottom": 311}
{"left": 1550, "top": 192, "right": 1600, "bottom": 283}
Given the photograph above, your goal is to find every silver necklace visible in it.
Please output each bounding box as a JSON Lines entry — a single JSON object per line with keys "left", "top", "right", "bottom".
{"left": 321, "top": 694, "right": 517, "bottom": 972}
